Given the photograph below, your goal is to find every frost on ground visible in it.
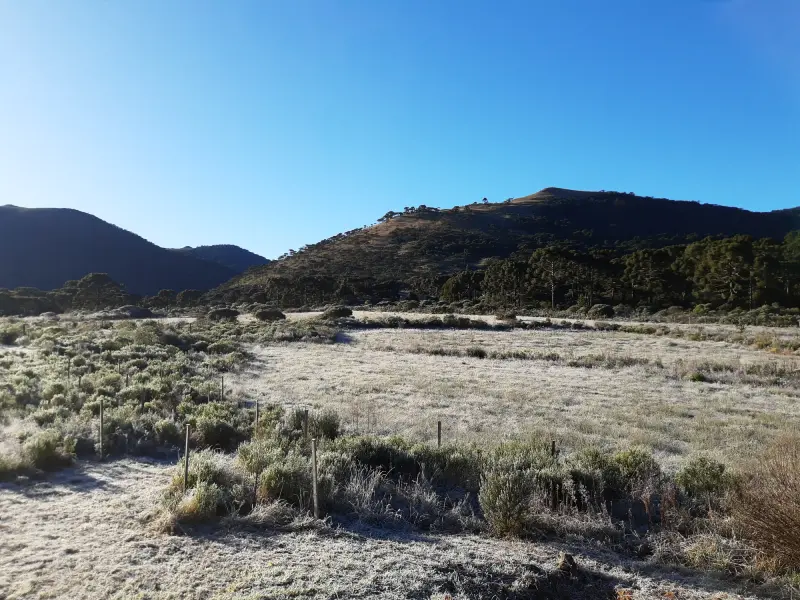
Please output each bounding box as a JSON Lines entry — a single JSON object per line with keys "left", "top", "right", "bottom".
{"left": 228, "top": 328, "right": 800, "bottom": 470}
{"left": 0, "top": 459, "right": 771, "bottom": 600}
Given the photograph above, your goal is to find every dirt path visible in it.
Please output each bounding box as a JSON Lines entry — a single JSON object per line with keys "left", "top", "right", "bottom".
{"left": 0, "top": 460, "right": 775, "bottom": 599}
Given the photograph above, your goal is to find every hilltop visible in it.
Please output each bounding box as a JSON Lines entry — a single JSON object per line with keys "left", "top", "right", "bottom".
{"left": 172, "top": 244, "right": 269, "bottom": 273}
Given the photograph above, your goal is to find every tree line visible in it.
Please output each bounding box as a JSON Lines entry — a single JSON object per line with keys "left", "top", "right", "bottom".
{"left": 441, "top": 233, "right": 800, "bottom": 310}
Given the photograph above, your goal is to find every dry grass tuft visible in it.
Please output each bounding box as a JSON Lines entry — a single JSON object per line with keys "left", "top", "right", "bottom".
{"left": 733, "top": 435, "right": 800, "bottom": 572}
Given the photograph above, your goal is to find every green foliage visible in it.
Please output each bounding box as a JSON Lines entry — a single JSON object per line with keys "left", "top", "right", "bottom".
{"left": 676, "top": 456, "right": 732, "bottom": 500}
{"left": 259, "top": 452, "right": 312, "bottom": 508}
{"left": 254, "top": 308, "right": 286, "bottom": 322}
{"left": 310, "top": 409, "right": 340, "bottom": 440}
{"left": 612, "top": 446, "right": 661, "bottom": 491}
{"left": 321, "top": 305, "right": 353, "bottom": 319}
{"left": 466, "top": 346, "right": 487, "bottom": 359}
{"left": 479, "top": 459, "right": 533, "bottom": 536}
{"left": 207, "top": 308, "right": 239, "bottom": 322}
{"left": 587, "top": 304, "right": 614, "bottom": 318}
{"left": 22, "top": 430, "right": 75, "bottom": 470}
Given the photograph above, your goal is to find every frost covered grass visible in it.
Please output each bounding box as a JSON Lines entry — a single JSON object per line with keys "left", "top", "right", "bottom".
{"left": 3, "top": 311, "right": 800, "bottom": 598}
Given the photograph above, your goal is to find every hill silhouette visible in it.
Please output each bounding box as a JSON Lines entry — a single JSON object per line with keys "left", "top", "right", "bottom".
{"left": 223, "top": 188, "right": 800, "bottom": 295}
{"left": 0, "top": 205, "right": 254, "bottom": 295}
{"left": 173, "top": 244, "right": 269, "bottom": 273}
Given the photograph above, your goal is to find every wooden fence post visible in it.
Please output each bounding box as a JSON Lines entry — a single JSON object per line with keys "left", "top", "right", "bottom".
{"left": 184, "top": 424, "right": 191, "bottom": 493}
{"left": 437, "top": 421, "right": 442, "bottom": 448}
{"left": 311, "top": 438, "right": 319, "bottom": 519}
{"left": 550, "top": 440, "right": 558, "bottom": 511}
{"left": 303, "top": 409, "right": 309, "bottom": 441}
{"left": 255, "top": 400, "right": 260, "bottom": 435}
{"left": 99, "top": 397, "right": 104, "bottom": 460}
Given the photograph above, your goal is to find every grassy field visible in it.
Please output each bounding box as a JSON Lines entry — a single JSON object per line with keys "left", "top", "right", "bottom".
{"left": 1, "top": 310, "right": 799, "bottom": 599}
{"left": 231, "top": 321, "right": 800, "bottom": 470}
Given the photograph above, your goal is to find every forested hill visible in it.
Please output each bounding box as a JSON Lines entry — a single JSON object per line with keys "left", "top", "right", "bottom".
{"left": 218, "top": 188, "right": 800, "bottom": 302}
{"left": 0, "top": 205, "right": 244, "bottom": 295}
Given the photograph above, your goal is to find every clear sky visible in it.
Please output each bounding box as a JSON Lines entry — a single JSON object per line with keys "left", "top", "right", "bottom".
{"left": 1, "top": 1, "right": 798, "bottom": 259}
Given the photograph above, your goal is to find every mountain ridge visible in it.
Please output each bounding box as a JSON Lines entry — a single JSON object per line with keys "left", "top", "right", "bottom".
{"left": 0, "top": 205, "right": 260, "bottom": 295}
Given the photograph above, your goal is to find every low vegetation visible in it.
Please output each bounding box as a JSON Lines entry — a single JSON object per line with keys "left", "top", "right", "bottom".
{"left": 3, "top": 310, "right": 800, "bottom": 597}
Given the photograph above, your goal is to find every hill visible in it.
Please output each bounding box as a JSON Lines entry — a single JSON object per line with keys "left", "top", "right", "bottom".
{"left": 220, "top": 188, "right": 800, "bottom": 301}
{"left": 0, "top": 205, "right": 240, "bottom": 295}
{"left": 173, "top": 245, "right": 269, "bottom": 273}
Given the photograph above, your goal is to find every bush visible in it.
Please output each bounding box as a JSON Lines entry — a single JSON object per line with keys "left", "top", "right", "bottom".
{"left": 174, "top": 480, "right": 225, "bottom": 522}
{"left": 311, "top": 409, "right": 340, "bottom": 440}
{"left": 194, "top": 416, "right": 243, "bottom": 451}
{"left": 155, "top": 419, "right": 182, "bottom": 446}
{"left": 587, "top": 304, "right": 615, "bottom": 318}
{"left": 479, "top": 460, "right": 533, "bottom": 536}
{"left": 733, "top": 435, "right": 800, "bottom": 570}
{"left": 612, "top": 446, "right": 661, "bottom": 493}
{"left": 22, "top": 430, "right": 75, "bottom": 470}
{"left": 254, "top": 308, "right": 286, "bottom": 322}
{"left": 466, "top": 346, "right": 487, "bottom": 359}
{"left": 321, "top": 306, "right": 352, "bottom": 319}
{"left": 675, "top": 456, "right": 732, "bottom": 501}
{"left": 259, "top": 453, "right": 313, "bottom": 509}
{"left": 0, "top": 326, "right": 21, "bottom": 345}
{"left": 207, "top": 308, "right": 239, "bottom": 322}
{"left": 495, "top": 311, "right": 516, "bottom": 321}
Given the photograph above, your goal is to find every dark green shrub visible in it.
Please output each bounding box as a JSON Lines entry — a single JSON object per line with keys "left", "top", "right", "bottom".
{"left": 22, "top": 430, "right": 75, "bottom": 470}
{"left": 330, "top": 436, "right": 417, "bottom": 478}
{"left": 479, "top": 460, "right": 533, "bottom": 536}
{"left": 588, "top": 304, "right": 615, "bottom": 318}
{"left": 207, "top": 308, "right": 239, "bottom": 322}
{"left": 495, "top": 311, "right": 517, "bottom": 321}
{"left": 311, "top": 409, "right": 340, "bottom": 440}
{"left": 194, "top": 417, "right": 243, "bottom": 451}
{"left": 31, "top": 406, "right": 70, "bottom": 426}
{"left": 0, "top": 326, "right": 21, "bottom": 345}
{"left": 322, "top": 306, "right": 352, "bottom": 319}
{"left": 612, "top": 446, "right": 661, "bottom": 492}
{"left": 259, "top": 453, "right": 312, "bottom": 508}
{"left": 155, "top": 419, "right": 182, "bottom": 446}
{"left": 254, "top": 308, "right": 286, "bottom": 322}
{"left": 676, "top": 456, "right": 732, "bottom": 500}
{"left": 466, "top": 346, "right": 487, "bottom": 359}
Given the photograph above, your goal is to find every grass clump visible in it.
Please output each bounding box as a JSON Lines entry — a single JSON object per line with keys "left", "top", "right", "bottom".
{"left": 22, "top": 429, "right": 75, "bottom": 471}
{"left": 733, "top": 435, "right": 800, "bottom": 571}
{"left": 466, "top": 346, "right": 487, "bottom": 359}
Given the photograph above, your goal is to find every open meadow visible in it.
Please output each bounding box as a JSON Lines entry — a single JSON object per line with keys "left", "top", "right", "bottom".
{"left": 1, "top": 309, "right": 799, "bottom": 599}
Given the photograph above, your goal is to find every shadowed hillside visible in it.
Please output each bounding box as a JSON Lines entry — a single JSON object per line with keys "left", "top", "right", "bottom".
{"left": 221, "top": 188, "right": 800, "bottom": 297}
{"left": 0, "top": 205, "right": 239, "bottom": 294}
{"left": 173, "top": 244, "right": 269, "bottom": 273}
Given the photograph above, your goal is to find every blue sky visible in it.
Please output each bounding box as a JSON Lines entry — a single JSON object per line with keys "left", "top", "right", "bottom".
{"left": 1, "top": 1, "right": 798, "bottom": 259}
